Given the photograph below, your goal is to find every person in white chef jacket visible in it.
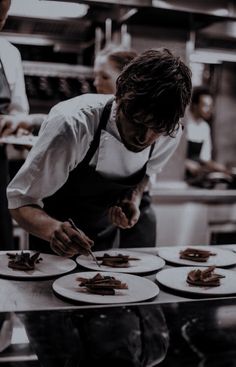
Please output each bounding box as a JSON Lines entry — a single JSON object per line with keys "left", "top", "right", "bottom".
{"left": 7, "top": 48, "right": 192, "bottom": 257}
{"left": 0, "top": 0, "right": 29, "bottom": 249}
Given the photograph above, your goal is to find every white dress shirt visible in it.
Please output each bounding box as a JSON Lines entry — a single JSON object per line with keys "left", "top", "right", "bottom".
{"left": 7, "top": 94, "right": 182, "bottom": 209}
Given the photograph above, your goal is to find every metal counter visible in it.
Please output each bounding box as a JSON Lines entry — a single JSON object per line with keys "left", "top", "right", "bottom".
{"left": 1, "top": 245, "right": 236, "bottom": 313}
{"left": 151, "top": 185, "right": 236, "bottom": 203}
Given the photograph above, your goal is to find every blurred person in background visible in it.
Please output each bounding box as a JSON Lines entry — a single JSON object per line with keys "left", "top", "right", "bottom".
{"left": 0, "top": 0, "right": 29, "bottom": 249}
{"left": 0, "top": 0, "right": 46, "bottom": 249}
{"left": 185, "top": 86, "right": 230, "bottom": 186}
{"left": 93, "top": 46, "right": 157, "bottom": 248}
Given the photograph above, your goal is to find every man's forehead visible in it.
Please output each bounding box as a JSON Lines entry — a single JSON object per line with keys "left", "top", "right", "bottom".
{"left": 200, "top": 95, "right": 213, "bottom": 103}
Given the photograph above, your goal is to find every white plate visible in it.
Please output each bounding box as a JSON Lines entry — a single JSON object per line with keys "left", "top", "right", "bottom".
{"left": 76, "top": 250, "right": 165, "bottom": 274}
{"left": 0, "top": 135, "right": 38, "bottom": 147}
{"left": 0, "top": 251, "right": 77, "bottom": 279}
{"left": 53, "top": 271, "right": 159, "bottom": 304}
{"left": 156, "top": 267, "right": 236, "bottom": 296}
{"left": 157, "top": 246, "right": 236, "bottom": 267}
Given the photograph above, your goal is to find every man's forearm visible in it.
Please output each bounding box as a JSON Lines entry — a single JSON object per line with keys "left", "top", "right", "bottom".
{"left": 126, "top": 174, "right": 150, "bottom": 206}
{"left": 10, "top": 205, "right": 61, "bottom": 243}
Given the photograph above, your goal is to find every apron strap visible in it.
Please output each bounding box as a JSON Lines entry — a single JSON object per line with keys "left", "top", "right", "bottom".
{"left": 81, "top": 97, "right": 114, "bottom": 166}
{"left": 149, "top": 143, "right": 155, "bottom": 158}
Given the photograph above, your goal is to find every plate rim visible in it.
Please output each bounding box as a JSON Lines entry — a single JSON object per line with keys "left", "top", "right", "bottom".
{"left": 157, "top": 245, "right": 236, "bottom": 267}
{"left": 156, "top": 266, "right": 236, "bottom": 296}
{"left": 0, "top": 251, "right": 77, "bottom": 279}
{"left": 76, "top": 249, "right": 165, "bottom": 274}
{"left": 53, "top": 271, "right": 160, "bottom": 304}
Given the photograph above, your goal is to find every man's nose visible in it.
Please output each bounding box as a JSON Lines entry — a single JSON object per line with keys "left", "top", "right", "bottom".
{"left": 136, "top": 128, "right": 157, "bottom": 144}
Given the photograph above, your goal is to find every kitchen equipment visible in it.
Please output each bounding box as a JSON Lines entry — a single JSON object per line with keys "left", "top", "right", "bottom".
{"left": 68, "top": 218, "right": 100, "bottom": 267}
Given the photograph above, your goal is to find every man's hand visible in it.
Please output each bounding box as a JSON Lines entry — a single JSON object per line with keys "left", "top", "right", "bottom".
{"left": 108, "top": 201, "right": 140, "bottom": 229}
{"left": 50, "top": 221, "right": 94, "bottom": 257}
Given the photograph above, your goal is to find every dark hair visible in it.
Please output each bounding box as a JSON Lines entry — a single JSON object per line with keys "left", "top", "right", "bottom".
{"left": 96, "top": 47, "right": 138, "bottom": 72}
{"left": 108, "top": 50, "right": 138, "bottom": 72}
{"left": 116, "top": 48, "right": 192, "bottom": 136}
{"left": 191, "top": 86, "right": 212, "bottom": 105}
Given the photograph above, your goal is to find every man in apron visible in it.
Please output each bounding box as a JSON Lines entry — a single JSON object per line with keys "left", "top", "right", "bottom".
{"left": 8, "top": 48, "right": 192, "bottom": 256}
{"left": 0, "top": 0, "right": 29, "bottom": 249}
{"left": 93, "top": 47, "right": 156, "bottom": 248}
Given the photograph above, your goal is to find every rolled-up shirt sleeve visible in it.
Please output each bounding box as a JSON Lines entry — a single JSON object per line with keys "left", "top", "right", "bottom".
{"left": 7, "top": 107, "right": 91, "bottom": 209}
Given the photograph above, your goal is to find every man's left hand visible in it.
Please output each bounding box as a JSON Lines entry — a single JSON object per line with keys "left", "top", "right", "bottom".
{"left": 108, "top": 201, "right": 140, "bottom": 229}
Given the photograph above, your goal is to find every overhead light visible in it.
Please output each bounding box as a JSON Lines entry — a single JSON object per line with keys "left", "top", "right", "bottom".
{"left": 8, "top": 0, "right": 89, "bottom": 19}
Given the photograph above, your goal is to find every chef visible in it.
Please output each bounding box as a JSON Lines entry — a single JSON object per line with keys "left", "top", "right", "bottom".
{"left": 93, "top": 46, "right": 157, "bottom": 248}
{"left": 7, "top": 48, "right": 192, "bottom": 257}
{"left": 0, "top": 0, "right": 29, "bottom": 249}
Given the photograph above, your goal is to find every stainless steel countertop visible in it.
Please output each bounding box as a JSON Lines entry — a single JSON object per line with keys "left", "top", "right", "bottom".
{"left": 151, "top": 183, "right": 236, "bottom": 203}
{"left": 1, "top": 245, "right": 236, "bottom": 313}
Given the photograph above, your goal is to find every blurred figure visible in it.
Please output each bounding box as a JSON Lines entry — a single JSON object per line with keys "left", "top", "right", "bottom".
{"left": 185, "top": 86, "right": 230, "bottom": 186}
{"left": 0, "top": 0, "right": 29, "bottom": 248}
{"left": 0, "top": 0, "right": 46, "bottom": 249}
{"left": 94, "top": 47, "right": 157, "bottom": 248}
{"left": 93, "top": 47, "right": 137, "bottom": 94}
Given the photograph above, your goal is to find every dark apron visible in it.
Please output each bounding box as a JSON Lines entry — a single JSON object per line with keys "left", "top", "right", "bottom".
{"left": 0, "top": 60, "right": 14, "bottom": 249}
{"left": 187, "top": 140, "right": 203, "bottom": 162}
{"left": 30, "top": 99, "right": 155, "bottom": 252}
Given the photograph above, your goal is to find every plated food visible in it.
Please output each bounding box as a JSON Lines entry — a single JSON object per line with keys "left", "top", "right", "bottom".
{"left": 156, "top": 266, "right": 236, "bottom": 296}
{"left": 95, "top": 253, "right": 139, "bottom": 268}
{"left": 7, "top": 251, "right": 42, "bottom": 271}
{"left": 186, "top": 266, "right": 225, "bottom": 287}
{"left": 180, "top": 248, "right": 216, "bottom": 262}
{"left": 158, "top": 246, "right": 236, "bottom": 267}
{"left": 53, "top": 271, "right": 160, "bottom": 304}
{"left": 0, "top": 251, "right": 77, "bottom": 279}
{"left": 77, "top": 272, "right": 128, "bottom": 295}
{"left": 76, "top": 250, "right": 165, "bottom": 274}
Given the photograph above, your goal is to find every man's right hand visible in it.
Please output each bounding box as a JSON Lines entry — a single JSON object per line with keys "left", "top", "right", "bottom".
{"left": 50, "top": 221, "right": 94, "bottom": 257}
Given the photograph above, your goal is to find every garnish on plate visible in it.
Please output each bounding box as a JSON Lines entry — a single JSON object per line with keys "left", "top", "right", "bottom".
{"left": 76, "top": 272, "right": 128, "bottom": 295}
{"left": 186, "top": 266, "right": 225, "bottom": 287}
{"left": 180, "top": 248, "right": 216, "bottom": 262}
{"left": 95, "top": 253, "right": 139, "bottom": 268}
{"left": 7, "top": 251, "right": 42, "bottom": 271}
